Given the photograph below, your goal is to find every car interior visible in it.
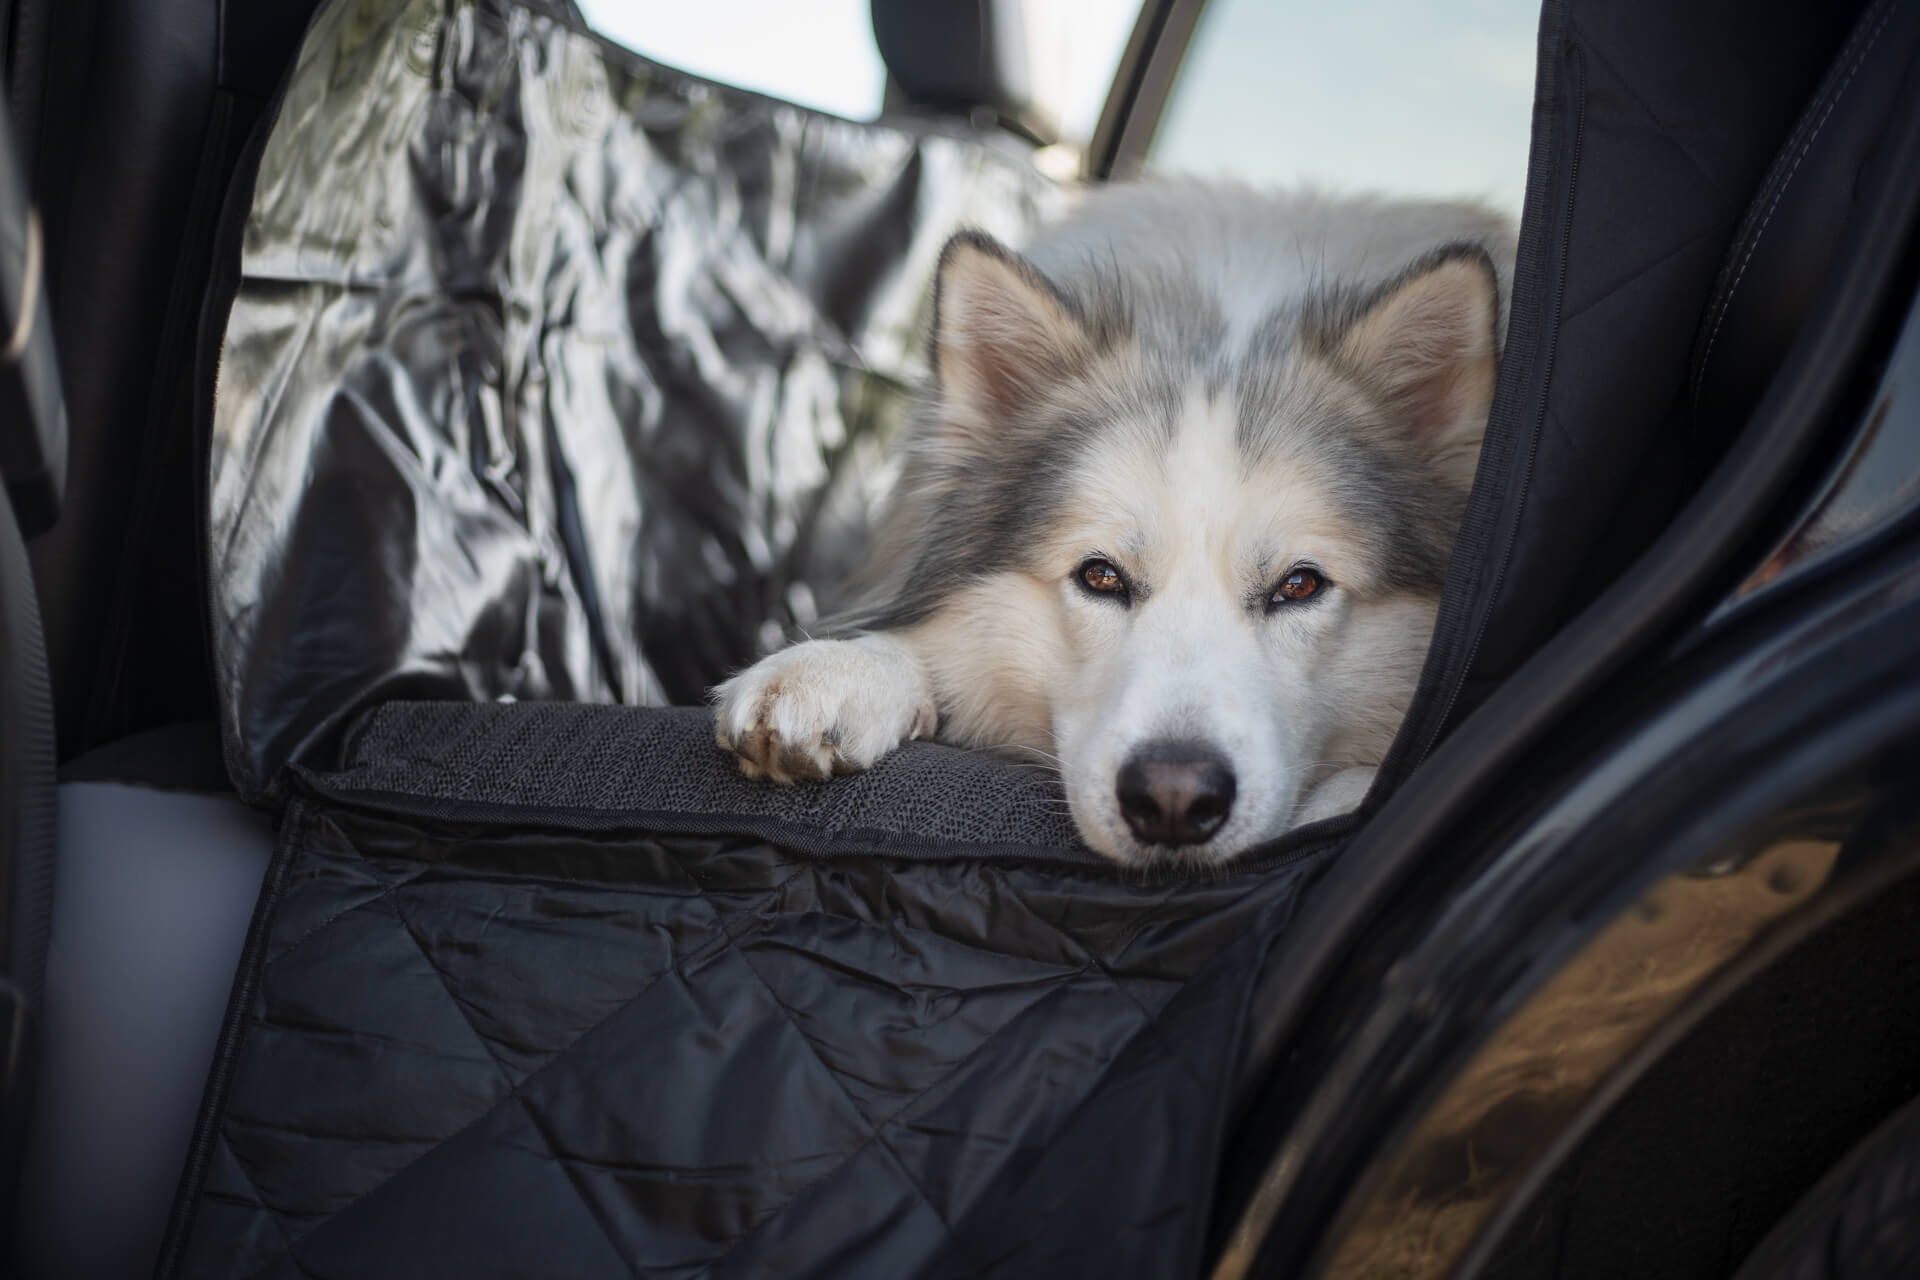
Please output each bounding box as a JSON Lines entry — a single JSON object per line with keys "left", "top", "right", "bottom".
{"left": 3, "top": 0, "right": 1919, "bottom": 1276}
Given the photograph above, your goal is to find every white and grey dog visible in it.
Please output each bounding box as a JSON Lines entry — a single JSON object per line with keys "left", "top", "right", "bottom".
{"left": 714, "top": 183, "right": 1514, "bottom": 868}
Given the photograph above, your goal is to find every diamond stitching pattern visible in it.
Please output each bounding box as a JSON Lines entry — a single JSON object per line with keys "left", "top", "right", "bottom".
{"left": 180, "top": 725, "right": 1313, "bottom": 1278}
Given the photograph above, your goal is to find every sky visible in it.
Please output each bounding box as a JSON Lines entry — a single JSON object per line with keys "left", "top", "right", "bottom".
{"left": 573, "top": 0, "right": 1538, "bottom": 218}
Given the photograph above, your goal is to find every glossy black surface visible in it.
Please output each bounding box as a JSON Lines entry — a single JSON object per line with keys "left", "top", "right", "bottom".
{"left": 1721, "top": 287, "right": 1920, "bottom": 618}
{"left": 1221, "top": 14, "right": 1920, "bottom": 1233}
{"left": 1218, "top": 456, "right": 1920, "bottom": 1279}
{"left": 206, "top": 0, "right": 1063, "bottom": 801}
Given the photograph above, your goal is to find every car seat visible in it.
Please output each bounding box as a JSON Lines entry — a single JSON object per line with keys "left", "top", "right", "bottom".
{"left": 11, "top": 0, "right": 1920, "bottom": 1275}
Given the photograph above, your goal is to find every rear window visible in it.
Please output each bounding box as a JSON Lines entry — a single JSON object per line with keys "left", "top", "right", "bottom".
{"left": 1149, "top": 0, "right": 1538, "bottom": 216}
{"left": 574, "top": 0, "right": 887, "bottom": 120}
{"left": 574, "top": 0, "right": 1139, "bottom": 147}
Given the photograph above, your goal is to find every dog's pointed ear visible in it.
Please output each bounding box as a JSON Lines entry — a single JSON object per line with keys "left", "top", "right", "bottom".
{"left": 1321, "top": 247, "right": 1500, "bottom": 487}
{"left": 931, "top": 231, "right": 1093, "bottom": 441}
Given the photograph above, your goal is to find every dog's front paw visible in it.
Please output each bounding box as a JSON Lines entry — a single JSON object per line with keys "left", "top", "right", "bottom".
{"left": 711, "top": 637, "right": 937, "bottom": 784}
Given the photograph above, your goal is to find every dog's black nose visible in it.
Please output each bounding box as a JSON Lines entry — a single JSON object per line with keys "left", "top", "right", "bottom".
{"left": 1116, "top": 742, "right": 1236, "bottom": 846}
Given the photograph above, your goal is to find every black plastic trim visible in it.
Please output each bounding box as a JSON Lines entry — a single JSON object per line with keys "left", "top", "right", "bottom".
{"left": 1085, "top": 0, "right": 1208, "bottom": 180}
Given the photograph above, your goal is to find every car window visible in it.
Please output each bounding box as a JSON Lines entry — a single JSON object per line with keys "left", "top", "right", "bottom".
{"left": 574, "top": 0, "right": 1139, "bottom": 145}
{"left": 574, "top": 0, "right": 888, "bottom": 120}
{"left": 1148, "top": 0, "right": 1539, "bottom": 217}
{"left": 1025, "top": 1, "right": 1142, "bottom": 143}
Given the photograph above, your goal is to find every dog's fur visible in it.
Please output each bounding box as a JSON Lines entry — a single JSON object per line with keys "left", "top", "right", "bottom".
{"left": 713, "top": 183, "right": 1515, "bottom": 867}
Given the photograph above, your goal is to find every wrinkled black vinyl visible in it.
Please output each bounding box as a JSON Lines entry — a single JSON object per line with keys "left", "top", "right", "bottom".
{"left": 163, "top": 702, "right": 1330, "bottom": 1277}
{"left": 207, "top": 0, "right": 1063, "bottom": 802}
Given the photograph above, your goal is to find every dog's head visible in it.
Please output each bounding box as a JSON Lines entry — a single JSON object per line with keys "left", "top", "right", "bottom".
{"left": 872, "top": 229, "right": 1501, "bottom": 867}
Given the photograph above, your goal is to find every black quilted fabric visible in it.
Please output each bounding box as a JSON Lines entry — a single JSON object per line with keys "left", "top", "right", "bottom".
{"left": 164, "top": 703, "right": 1333, "bottom": 1278}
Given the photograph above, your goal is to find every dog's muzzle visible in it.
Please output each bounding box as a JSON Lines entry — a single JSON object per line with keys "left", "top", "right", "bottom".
{"left": 1115, "top": 740, "right": 1236, "bottom": 846}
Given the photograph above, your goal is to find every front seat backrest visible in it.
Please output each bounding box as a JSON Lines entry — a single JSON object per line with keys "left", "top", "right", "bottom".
{"left": 0, "top": 96, "right": 60, "bottom": 1255}
{"left": 7, "top": 0, "right": 322, "bottom": 760}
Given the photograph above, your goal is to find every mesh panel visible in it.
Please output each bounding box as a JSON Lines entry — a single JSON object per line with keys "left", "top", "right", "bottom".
{"left": 326, "top": 701, "right": 1088, "bottom": 853}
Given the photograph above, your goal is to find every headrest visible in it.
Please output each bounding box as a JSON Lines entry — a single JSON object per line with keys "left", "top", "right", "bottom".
{"left": 1689, "top": 0, "right": 1920, "bottom": 445}
{"left": 869, "top": 0, "right": 1055, "bottom": 143}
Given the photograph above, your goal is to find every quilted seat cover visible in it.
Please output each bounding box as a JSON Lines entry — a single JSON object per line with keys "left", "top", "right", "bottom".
{"left": 162, "top": 704, "right": 1329, "bottom": 1277}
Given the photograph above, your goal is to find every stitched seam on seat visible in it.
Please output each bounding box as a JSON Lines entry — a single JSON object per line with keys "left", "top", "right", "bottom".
{"left": 1691, "top": 2, "right": 1895, "bottom": 410}
{"left": 680, "top": 909, "right": 963, "bottom": 1272}
{"left": 263, "top": 795, "right": 723, "bottom": 967}
{"left": 1691, "top": 0, "right": 1889, "bottom": 388}
{"left": 262, "top": 854, "right": 442, "bottom": 966}
{"left": 213, "top": 1130, "right": 306, "bottom": 1279}
{"left": 711, "top": 944, "right": 972, "bottom": 1250}
{"left": 677, "top": 970, "right": 1097, "bottom": 1280}
{"left": 1002, "top": 878, "right": 1220, "bottom": 1093}
{"left": 389, "top": 896, "right": 524, "bottom": 1089}
{"left": 508, "top": 1092, "right": 645, "bottom": 1279}
{"left": 234, "top": 846, "right": 819, "bottom": 1275}
{"left": 1553, "top": 224, "right": 1723, "bottom": 333}
{"left": 1577, "top": 36, "right": 1731, "bottom": 198}
{"left": 671, "top": 857, "right": 1178, "bottom": 1270}
{"left": 236, "top": 902, "right": 706, "bottom": 1268}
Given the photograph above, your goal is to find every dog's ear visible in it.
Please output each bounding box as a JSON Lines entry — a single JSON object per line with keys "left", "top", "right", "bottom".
{"left": 1320, "top": 246, "right": 1500, "bottom": 487}
{"left": 931, "top": 231, "right": 1093, "bottom": 443}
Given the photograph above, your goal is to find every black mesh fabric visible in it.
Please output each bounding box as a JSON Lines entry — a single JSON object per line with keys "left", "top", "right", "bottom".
{"left": 329, "top": 701, "right": 1088, "bottom": 854}
{"left": 162, "top": 702, "right": 1334, "bottom": 1278}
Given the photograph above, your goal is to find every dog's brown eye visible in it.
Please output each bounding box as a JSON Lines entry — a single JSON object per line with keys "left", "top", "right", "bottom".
{"left": 1272, "top": 567, "right": 1322, "bottom": 605}
{"left": 1079, "top": 559, "right": 1126, "bottom": 596}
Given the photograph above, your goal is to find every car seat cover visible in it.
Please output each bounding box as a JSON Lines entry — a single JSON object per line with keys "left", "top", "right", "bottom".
{"left": 204, "top": 0, "right": 1065, "bottom": 803}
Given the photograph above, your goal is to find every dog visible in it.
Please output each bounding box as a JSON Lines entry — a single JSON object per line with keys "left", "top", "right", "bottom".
{"left": 713, "top": 182, "right": 1515, "bottom": 867}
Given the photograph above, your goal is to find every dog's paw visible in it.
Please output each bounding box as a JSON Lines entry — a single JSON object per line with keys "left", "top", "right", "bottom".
{"left": 712, "top": 637, "right": 937, "bottom": 784}
{"left": 1296, "top": 766, "right": 1377, "bottom": 825}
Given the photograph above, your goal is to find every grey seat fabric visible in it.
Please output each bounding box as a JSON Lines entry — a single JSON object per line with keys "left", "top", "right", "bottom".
{"left": 10, "top": 780, "right": 271, "bottom": 1280}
